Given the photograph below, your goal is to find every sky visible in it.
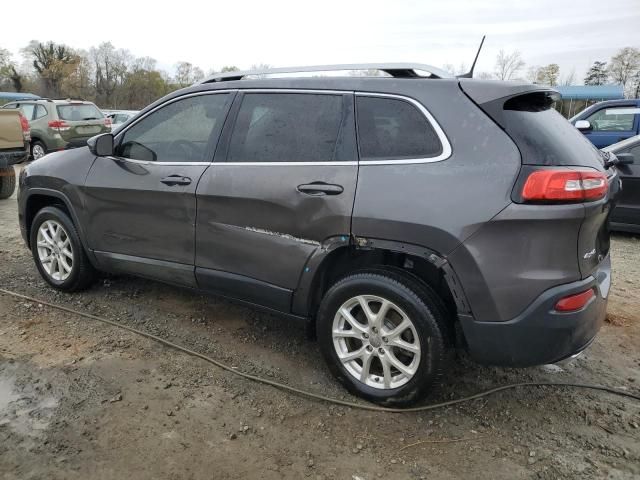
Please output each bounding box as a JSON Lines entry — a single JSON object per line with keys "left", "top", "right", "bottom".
{"left": 2, "top": 0, "right": 639, "bottom": 82}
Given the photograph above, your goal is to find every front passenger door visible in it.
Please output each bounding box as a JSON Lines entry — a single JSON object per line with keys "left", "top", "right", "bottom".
{"left": 83, "top": 92, "right": 234, "bottom": 286}
{"left": 583, "top": 106, "right": 640, "bottom": 148}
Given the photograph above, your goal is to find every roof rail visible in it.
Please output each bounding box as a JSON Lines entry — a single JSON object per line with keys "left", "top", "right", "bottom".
{"left": 201, "top": 63, "right": 453, "bottom": 83}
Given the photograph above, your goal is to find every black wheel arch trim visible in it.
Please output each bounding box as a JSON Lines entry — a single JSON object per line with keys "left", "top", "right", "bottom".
{"left": 292, "top": 235, "right": 472, "bottom": 318}
{"left": 22, "top": 187, "right": 98, "bottom": 267}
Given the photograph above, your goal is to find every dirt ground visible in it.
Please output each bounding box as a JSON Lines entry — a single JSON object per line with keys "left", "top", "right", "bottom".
{"left": 1, "top": 168, "right": 639, "bottom": 480}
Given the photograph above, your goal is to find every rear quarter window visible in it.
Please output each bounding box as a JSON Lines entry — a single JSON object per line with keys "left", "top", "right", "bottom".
{"left": 355, "top": 96, "right": 442, "bottom": 160}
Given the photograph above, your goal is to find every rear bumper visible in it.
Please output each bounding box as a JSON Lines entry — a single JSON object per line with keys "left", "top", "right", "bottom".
{"left": 460, "top": 254, "right": 610, "bottom": 367}
{"left": 0, "top": 148, "right": 29, "bottom": 167}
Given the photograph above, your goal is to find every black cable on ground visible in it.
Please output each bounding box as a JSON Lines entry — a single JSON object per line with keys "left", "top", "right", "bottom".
{"left": 1, "top": 287, "right": 638, "bottom": 413}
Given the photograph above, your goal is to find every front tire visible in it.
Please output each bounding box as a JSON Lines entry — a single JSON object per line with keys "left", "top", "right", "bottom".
{"left": 30, "top": 206, "right": 96, "bottom": 291}
{"left": 0, "top": 166, "right": 16, "bottom": 199}
{"left": 317, "top": 272, "right": 448, "bottom": 407}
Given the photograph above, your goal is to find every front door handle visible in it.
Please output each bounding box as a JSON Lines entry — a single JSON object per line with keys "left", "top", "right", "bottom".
{"left": 161, "top": 175, "right": 192, "bottom": 186}
{"left": 297, "top": 182, "right": 344, "bottom": 196}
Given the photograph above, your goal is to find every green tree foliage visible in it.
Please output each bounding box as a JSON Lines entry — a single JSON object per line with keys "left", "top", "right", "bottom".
{"left": 584, "top": 61, "right": 609, "bottom": 86}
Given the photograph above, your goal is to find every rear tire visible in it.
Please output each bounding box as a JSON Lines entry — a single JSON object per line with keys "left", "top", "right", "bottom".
{"left": 30, "top": 206, "right": 96, "bottom": 291}
{"left": 317, "top": 271, "right": 448, "bottom": 407}
{"left": 31, "top": 141, "right": 47, "bottom": 160}
{"left": 0, "top": 166, "right": 16, "bottom": 199}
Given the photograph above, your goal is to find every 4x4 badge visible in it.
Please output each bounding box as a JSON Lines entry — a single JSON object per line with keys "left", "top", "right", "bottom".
{"left": 583, "top": 248, "right": 596, "bottom": 259}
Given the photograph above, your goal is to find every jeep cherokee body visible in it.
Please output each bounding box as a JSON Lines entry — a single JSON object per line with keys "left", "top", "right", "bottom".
{"left": 17, "top": 64, "right": 620, "bottom": 405}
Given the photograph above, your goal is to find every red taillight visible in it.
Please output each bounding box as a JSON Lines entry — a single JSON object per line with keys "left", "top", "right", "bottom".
{"left": 522, "top": 168, "right": 608, "bottom": 202}
{"left": 48, "top": 120, "right": 70, "bottom": 132}
{"left": 104, "top": 117, "right": 112, "bottom": 126}
{"left": 19, "top": 113, "right": 29, "bottom": 132}
{"left": 554, "top": 289, "right": 595, "bottom": 312}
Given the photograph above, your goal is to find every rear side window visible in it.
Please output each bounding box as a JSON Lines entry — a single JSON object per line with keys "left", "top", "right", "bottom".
{"left": 35, "top": 105, "right": 47, "bottom": 119}
{"left": 227, "top": 93, "right": 343, "bottom": 162}
{"left": 19, "top": 103, "right": 35, "bottom": 121}
{"left": 56, "top": 104, "right": 103, "bottom": 121}
{"left": 356, "top": 96, "right": 442, "bottom": 160}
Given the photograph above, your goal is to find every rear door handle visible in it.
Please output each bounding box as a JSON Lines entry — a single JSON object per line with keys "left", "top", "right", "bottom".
{"left": 161, "top": 175, "right": 192, "bottom": 186}
{"left": 297, "top": 182, "right": 344, "bottom": 196}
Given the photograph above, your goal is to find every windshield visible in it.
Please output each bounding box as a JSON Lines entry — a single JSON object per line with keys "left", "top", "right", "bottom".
{"left": 56, "top": 104, "right": 104, "bottom": 121}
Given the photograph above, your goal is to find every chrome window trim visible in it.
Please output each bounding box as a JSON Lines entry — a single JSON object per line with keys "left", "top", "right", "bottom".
{"left": 355, "top": 92, "right": 452, "bottom": 165}
{"left": 219, "top": 161, "right": 359, "bottom": 167}
{"left": 104, "top": 157, "right": 211, "bottom": 166}
{"left": 112, "top": 88, "right": 451, "bottom": 167}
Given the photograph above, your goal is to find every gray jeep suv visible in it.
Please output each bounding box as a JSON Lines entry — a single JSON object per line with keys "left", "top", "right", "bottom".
{"left": 18, "top": 64, "right": 620, "bottom": 406}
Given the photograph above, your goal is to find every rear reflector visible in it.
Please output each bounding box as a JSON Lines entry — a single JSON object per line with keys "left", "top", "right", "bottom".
{"left": 522, "top": 168, "right": 608, "bottom": 202}
{"left": 554, "top": 289, "right": 595, "bottom": 312}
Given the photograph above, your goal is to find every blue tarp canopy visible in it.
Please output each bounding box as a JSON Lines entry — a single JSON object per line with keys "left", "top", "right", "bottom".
{"left": 0, "top": 92, "right": 40, "bottom": 101}
{"left": 555, "top": 85, "right": 624, "bottom": 101}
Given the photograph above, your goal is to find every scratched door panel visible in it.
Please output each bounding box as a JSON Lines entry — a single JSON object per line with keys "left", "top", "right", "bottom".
{"left": 194, "top": 164, "right": 357, "bottom": 289}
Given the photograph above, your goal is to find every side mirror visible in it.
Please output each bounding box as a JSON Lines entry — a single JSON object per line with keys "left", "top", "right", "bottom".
{"left": 615, "top": 152, "right": 635, "bottom": 165}
{"left": 575, "top": 120, "right": 592, "bottom": 132}
{"left": 87, "top": 133, "right": 114, "bottom": 156}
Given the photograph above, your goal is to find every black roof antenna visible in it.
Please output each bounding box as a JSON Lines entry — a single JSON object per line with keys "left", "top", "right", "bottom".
{"left": 457, "top": 36, "right": 486, "bottom": 79}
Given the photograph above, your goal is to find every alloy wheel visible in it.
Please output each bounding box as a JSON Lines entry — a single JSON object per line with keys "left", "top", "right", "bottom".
{"left": 36, "top": 220, "right": 74, "bottom": 281}
{"left": 332, "top": 295, "right": 422, "bottom": 389}
{"left": 32, "top": 144, "right": 46, "bottom": 160}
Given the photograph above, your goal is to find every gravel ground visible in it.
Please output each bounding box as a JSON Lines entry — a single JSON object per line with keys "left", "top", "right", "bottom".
{"left": 1, "top": 168, "right": 639, "bottom": 479}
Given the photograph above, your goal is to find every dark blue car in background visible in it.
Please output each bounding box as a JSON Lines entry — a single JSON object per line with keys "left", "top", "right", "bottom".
{"left": 571, "top": 99, "right": 640, "bottom": 148}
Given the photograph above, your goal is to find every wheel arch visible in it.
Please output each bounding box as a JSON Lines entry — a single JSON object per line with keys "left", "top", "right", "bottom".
{"left": 293, "top": 238, "right": 471, "bottom": 331}
{"left": 23, "top": 189, "right": 95, "bottom": 264}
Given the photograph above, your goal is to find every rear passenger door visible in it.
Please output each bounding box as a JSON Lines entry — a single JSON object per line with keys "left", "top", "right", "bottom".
{"left": 195, "top": 91, "right": 358, "bottom": 312}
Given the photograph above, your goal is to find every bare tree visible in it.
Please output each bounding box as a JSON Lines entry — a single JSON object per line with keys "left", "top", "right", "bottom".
{"left": 174, "top": 61, "right": 204, "bottom": 87}
{"left": 608, "top": 47, "right": 640, "bottom": 90}
{"left": 442, "top": 63, "right": 468, "bottom": 76}
{"left": 495, "top": 50, "right": 525, "bottom": 81}
{"left": 561, "top": 68, "right": 576, "bottom": 86}
{"left": 534, "top": 64, "right": 560, "bottom": 86}
{"left": 476, "top": 71, "right": 495, "bottom": 80}
{"left": 27, "top": 41, "right": 78, "bottom": 97}
{"left": 0, "top": 47, "right": 24, "bottom": 91}
{"left": 90, "top": 42, "right": 130, "bottom": 107}
{"left": 247, "top": 63, "right": 272, "bottom": 79}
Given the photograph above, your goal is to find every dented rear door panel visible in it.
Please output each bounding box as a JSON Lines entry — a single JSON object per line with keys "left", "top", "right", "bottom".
{"left": 195, "top": 164, "right": 357, "bottom": 290}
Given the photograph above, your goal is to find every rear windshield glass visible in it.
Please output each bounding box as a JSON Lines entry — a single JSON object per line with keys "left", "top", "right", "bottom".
{"left": 56, "top": 104, "right": 103, "bottom": 121}
{"left": 500, "top": 93, "right": 603, "bottom": 167}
